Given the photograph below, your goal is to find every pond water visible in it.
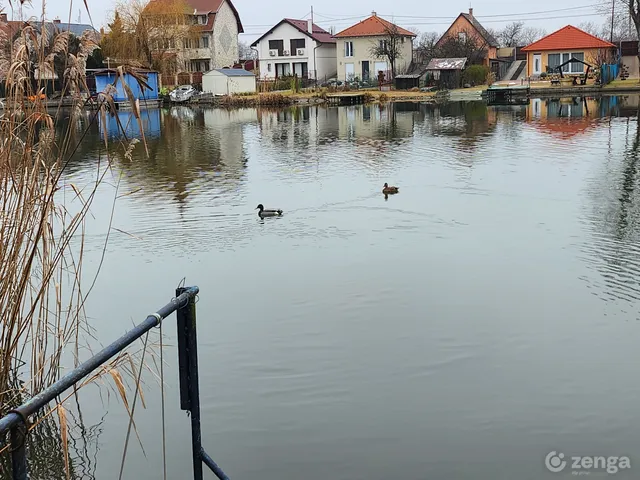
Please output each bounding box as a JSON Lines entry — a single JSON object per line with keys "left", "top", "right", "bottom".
{"left": 50, "top": 95, "right": 640, "bottom": 479}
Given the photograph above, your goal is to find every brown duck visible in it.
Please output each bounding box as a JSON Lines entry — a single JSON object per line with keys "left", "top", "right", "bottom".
{"left": 382, "top": 183, "right": 399, "bottom": 195}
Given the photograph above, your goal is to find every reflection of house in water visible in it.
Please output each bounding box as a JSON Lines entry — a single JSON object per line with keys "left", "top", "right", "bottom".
{"left": 257, "top": 106, "right": 340, "bottom": 149}
{"left": 421, "top": 101, "right": 498, "bottom": 139}
{"left": 526, "top": 97, "right": 605, "bottom": 139}
{"left": 337, "top": 104, "right": 418, "bottom": 146}
{"left": 98, "top": 108, "right": 161, "bottom": 139}
{"left": 202, "top": 108, "right": 256, "bottom": 171}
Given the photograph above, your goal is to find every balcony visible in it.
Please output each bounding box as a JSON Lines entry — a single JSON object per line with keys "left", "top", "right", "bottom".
{"left": 184, "top": 48, "right": 212, "bottom": 60}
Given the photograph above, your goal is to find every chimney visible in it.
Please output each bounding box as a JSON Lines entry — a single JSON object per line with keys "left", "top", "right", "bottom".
{"left": 0, "top": 13, "right": 7, "bottom": 22}
{"left": 307, "top": 18, "right": 313, "bottom": 34}
{"left": 372, "top": 11, "right": 377, "bottom": 16}
{"left": 468, "top": 7, "right": 473, "bottom": 16}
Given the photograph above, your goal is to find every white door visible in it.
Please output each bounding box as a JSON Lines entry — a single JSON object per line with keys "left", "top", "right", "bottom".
{"left": 533, "top": 54, "right": 542, "bottom": 75}
{"left": 345, "top": 63, "right": 355, "bottom": 80}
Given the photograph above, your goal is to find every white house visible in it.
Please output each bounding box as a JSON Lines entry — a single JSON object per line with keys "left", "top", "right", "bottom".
{"left": 202, "top": 68, "right": 256, "bottom": 94}
{"left": 250, "top": 18, "right": 337, "bottom": 81}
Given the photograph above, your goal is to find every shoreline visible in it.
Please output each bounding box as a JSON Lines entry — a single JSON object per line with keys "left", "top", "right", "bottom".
{"left": 8, "top": 82, "right": 640, "bottom": 111}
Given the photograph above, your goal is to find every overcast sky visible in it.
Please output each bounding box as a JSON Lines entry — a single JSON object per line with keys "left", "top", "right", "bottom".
{"left": 7, "top": 0, "right": 610, "bottom": 41}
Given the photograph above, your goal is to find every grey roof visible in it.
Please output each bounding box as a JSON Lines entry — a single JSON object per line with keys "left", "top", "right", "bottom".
{"left": 426, "top": 57, "right": 468, "bottom": 70}
{"left": 211, "top": 68, "right": 255, "bottom": 77}
{"left": 395, "top": 74, "right": 422, "bottom": 78}
{"left": 460, "top": 13, "right": 499, "bottom": 47}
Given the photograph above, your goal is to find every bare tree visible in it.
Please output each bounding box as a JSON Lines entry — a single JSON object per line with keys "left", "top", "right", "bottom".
{"left": 496, "top": 21, "right": 545, "bottom": 47}
{"left": 520, "top": 26, "right": 547, "bottom": 45}
{"left": 436, "top": 29, "right": 488, "bottom": 65}
{"left": 414, "top": 31, "right": 439, "bottom": 65}
{"left": 499, "top": 21, "right": 524, "bottom": 47}
{"left": 368, "top": 23, "right": 407, "bottom": 78}
{"left": 238, "top": 41, "right": 256, "bottom": 60}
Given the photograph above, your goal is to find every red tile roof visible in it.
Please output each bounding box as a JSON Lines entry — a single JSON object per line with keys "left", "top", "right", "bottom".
{"left": 285, "top": 18, "right": 335, "bottom": 43}
{"left": 521, "top": 25, "right": 615, "bottom": 51}
{"left": 250, "top": 18, "right": 335, "bottom": 47}
{"left": 334, "top": 14, "right": 415, "bottom": 38}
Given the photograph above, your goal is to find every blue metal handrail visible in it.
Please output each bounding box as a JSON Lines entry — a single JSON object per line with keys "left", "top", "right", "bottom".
{"left": 0, "top": 286, "right": 229, "bottom": 480}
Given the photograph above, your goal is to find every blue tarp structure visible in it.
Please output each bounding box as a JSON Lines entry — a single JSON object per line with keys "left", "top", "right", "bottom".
{"left": 98, "top": 109, "right": 161, "bottom": 140}
{"left": 600, "top": 64, "right": 619, "bottom": 85}
{"left": 94, "top": 70, "right": 159, "bottom": 102}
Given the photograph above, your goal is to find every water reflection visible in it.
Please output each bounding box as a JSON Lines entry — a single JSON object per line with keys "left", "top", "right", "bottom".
{"left": 582, "top": 113, "right": 640, "bottom": 307}
{"left": 49, "top": 95, "right": 640, "bottom": 480}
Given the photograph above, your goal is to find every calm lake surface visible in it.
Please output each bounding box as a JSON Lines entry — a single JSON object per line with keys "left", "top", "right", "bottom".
{"left": 56, "top": 95, "right": 640, "bottom": 479}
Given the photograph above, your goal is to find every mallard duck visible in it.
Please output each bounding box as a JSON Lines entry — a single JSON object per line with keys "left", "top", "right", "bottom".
{"left": 256, "top": 204, "right": 283, "bottom": 217}
{"left": 382, "top": 183, "right": 399, "bottom": 195}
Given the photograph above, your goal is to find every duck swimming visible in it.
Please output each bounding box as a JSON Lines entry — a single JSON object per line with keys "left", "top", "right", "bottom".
{"left": 256, "top": 204, "right": 283, "bottom": 217}
{"left": 382, "top": 183, "right": 399, "bottom": 195}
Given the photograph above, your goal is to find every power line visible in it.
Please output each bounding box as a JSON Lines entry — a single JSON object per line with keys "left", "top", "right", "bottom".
{"left": 240, "top": 4, "right": 605, "bottom": 33}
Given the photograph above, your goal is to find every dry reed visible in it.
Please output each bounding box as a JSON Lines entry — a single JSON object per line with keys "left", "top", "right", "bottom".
{"left": 0, "top": 5, "right": 157, "bottom": 474}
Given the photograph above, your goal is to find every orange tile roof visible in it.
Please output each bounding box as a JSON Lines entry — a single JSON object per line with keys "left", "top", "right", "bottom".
{"left": 521, "top": 25, "right": 615, "bottom": 51}
{"left": 334, "top": 14, "right": 415, "bottom": 38}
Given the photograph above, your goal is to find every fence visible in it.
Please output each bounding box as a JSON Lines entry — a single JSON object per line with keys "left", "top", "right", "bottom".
{"left": 601, "top": 63, "right": 620, "bottom": 85}
{"left": 0, "top": 286, "right": 229, "bottom": 480}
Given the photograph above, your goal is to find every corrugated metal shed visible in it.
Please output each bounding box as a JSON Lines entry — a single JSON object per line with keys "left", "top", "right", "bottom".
{"left": 426, "top": 58, "right": 468, "bottom": 70}
{"left": 213, "top": 68, "right": 255, "bottom": 77}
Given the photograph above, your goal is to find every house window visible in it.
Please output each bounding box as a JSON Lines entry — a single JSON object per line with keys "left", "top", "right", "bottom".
{"left": 547, "top": 53, "right": 561, "bottom": 72}
{"left": 199, "top": 15, "right": 207, "bottom": 24}
{"left": 267, "top": 63, "right": 271, "bottom": 72}
{"left": 379, "top": 39, "right": 388, "bottom": 52}
{"left": 549, "top": 52, "right": 585, "bottom": 73}
{"left": 269, "top": 39, "right": 284, "bottom": 56}
{"left": 345, "top": 41, "right": 354, "bottom": 57}
{"left": 458, "top": 31, "right": 467, "bottom": 42}
{"left": 570, "top": 52, "right": 585, "bottom": 73}
{"left": 201, "top": 36, "right": 209, "bottom": 48}
{"left": 290, "top": 38, "right": 305, "bottom": 55}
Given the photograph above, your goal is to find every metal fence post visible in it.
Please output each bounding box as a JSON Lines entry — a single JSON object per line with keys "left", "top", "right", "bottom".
{"left": 176, "top": 287, "right": 203, "bottom": 480}
{"left": 10, "top": 423, "right": 27, "bottom": 480}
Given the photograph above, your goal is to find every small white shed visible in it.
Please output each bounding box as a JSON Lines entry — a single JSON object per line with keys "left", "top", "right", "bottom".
{"left": 202, "top": 68, "right": 257, "bottom": 95}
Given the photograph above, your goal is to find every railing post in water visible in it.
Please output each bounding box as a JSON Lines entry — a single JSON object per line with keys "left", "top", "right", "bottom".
{"left": 10, "top": 423, "right": 27, "bottom": 480}
{"left": 176, "top": 287, "right": 203, "bottom": 480}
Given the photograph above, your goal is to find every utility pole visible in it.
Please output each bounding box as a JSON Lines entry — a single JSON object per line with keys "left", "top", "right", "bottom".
{"left": 610, "top": 0, "right": 615, "bottom": 43}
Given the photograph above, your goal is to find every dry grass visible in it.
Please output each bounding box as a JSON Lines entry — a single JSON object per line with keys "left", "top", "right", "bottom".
{"left": 0, "top": 8, "right": 158, "bottom": 474}
{"left": 219, "top": 92, "right": 294, "bottom": 107}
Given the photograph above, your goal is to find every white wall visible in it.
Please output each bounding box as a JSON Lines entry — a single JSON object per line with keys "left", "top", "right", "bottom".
{"left": 253, "top": 21, "right": 336, "bottom": 80}
{"left": 202, "top": 72, "right": 256, "bottom": 94}
{"left": 335, "top": 35, "right": 413, "bottom": 82}
{"left": 315, "top": 44, "right": 338, "bottom": 81}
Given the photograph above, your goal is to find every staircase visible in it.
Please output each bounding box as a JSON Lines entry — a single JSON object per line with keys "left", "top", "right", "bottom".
{"left": 510, "top": 60, "right": 527, "bottom": 80}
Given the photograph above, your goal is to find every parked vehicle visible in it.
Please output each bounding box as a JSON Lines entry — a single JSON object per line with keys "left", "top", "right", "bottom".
{"left": 169, "top": 85, "right": 197, "bottom": 103}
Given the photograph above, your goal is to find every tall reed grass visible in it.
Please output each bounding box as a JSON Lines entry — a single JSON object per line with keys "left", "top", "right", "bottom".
{"left": 0, "top": 6, "right": 155, "bottom": 476}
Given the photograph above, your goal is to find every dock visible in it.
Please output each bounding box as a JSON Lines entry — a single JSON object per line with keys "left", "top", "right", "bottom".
{"left": 326, "top": 93, "right": 366, "bottom": 106}
{"left": 484, "top": 85, "right": 531, "bottom": 105}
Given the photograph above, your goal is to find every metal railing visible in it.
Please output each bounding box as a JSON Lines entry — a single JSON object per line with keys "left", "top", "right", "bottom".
{"left": 0, "top": 286, "right": 229, "bottom": 480}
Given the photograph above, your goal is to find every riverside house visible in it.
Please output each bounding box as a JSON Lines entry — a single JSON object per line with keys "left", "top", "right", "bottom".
{"left": 521, "top": 25, "right": 616, "bottom": 78}
{"left": 435, "top": 8, "right": 499, "bottom": 68}
{"left": 334, "top": 13, "right": 415, "bottom": 83}
{"left": 250, "top": 18, "right": 337, "bottom": 81}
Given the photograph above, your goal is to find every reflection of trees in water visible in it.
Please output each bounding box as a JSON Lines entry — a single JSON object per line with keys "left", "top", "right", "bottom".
{"left": 584, "top": 115, "right": 640, "bottom": 304}
{"left": 53, "top": 108, "right": 250, "bottom": 209}
{"left": 0, "top": 387, "right": 101, "bottom": 479}
{"left": 418, "top": 101, "right": 498, "bottom": 153}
